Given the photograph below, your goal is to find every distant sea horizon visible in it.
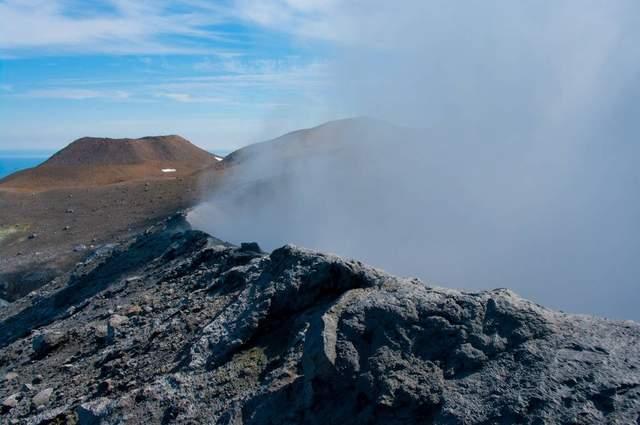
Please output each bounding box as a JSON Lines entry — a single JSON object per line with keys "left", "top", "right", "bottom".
{"left": 0, "top": 150, "right": 53, "bottom": 179}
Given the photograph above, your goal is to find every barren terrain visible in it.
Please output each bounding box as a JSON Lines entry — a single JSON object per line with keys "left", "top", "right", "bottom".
{"left": 0, "top": 136, "right": 223, "bottom": 302}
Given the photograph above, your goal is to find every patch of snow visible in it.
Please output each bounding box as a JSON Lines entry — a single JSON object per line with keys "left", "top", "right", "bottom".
{"left": 161, "top": 168, "right": 177, "bottom": 173}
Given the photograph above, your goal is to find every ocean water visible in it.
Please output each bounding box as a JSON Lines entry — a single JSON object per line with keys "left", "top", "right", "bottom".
{"left": 0, "top": 151, "right": 52, "bottom": 179}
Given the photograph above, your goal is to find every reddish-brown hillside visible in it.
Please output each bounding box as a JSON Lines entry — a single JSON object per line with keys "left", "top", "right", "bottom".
{"left": 0, "top": 135, "right": 219, "bottom": 190}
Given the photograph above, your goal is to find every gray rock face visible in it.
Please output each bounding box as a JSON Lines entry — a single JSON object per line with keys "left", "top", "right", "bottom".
{"left": 0, "top": 216, "right": 638, "bottom": 424}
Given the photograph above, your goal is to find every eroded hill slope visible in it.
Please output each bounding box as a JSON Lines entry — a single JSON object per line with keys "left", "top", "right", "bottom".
{"left": 0, "top": 135, "right": 220, "bottom": 190}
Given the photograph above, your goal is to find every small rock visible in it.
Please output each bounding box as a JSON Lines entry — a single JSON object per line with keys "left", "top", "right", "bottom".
{"left": 32, "top": 331, "right": 66, "bottom": 358}
{"left": 73, "top": 244, "right": 88, "bottom": 252}
{"left": 1, "top": 393, "right": 20, "bottom": 412}
{"left": 77, "top": 397, "right": 114, "bottom": 424}
{"left": 65, "top": 208, "right": 75, "bottom": 214}
{"left": 103, "top": 315, "right": 128, "bottom": 344}
{"left": 125, "top": 305, "right": 143, "bottom": 316}
{"left": 97, "top": 379, "right": 113, "bottom": 394}
{"left": 95, "top": 325, "right": 111, "bottom": 345}
{"left": 32, "top": 387, "right": 53, "bottom": 407}
{"left": 21, "top": 383, "right": 34, "bottom": 392}
{"left": 63, "top": 226, "right": 71, "bottom": 231}
{"left": 32, "top": 374, "right": 43, "bottom": 384}
{"left": 4, "top": 372, "right": 18, "bottom": 381}
{"left": 109, "top": 314, "right": 129, "bottom": 328}
{"left": 28, "top": 233, "right": 38, "bottom": 239}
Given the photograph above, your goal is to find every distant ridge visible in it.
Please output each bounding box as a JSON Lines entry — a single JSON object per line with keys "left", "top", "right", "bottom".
{"left": 223, "top": 117, "right": 371, "bottom": 165}
{"left": 0, "top": 135, "right": 220, "bottom": 190}
{"left": 220, "top": 117, "right": 407, "bottom": 168}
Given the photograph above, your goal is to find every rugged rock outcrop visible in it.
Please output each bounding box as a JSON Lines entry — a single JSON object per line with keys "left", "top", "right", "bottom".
{"left": 0, "top": 216, "right": 638, "bottom": 424}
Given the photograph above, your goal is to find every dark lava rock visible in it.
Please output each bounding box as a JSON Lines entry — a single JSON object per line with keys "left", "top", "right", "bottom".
{"left": 0, "top": 216, "right": 638, "bottom": 424}
{"left": 32, "top": 331, "right": 66, "bottom": 358}
{"left": 239, "top": 242, "right": 262, "bottom": 253}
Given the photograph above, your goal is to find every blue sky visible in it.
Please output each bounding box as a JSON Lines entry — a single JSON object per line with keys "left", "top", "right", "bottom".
{"left": 0, "top": 0, "right": 344, "bottom": 152}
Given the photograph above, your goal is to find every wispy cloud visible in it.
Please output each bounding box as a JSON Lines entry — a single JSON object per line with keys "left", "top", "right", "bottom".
{"left": 0, "top": 0, "right": 366, "bottom": 57}
{"left": 18, "top": 59, "right": 328, "bottom": 105}
{"left": 22, "top": 88, "right": 130, "bottom": 100}
{"left": 155, "top": 92, "right": 225, "bottom": 103}
{"left": 0, "top": 0, "right": 239, "bottom": 56}
{"left": 0, "top": 0, "right": 372, "bottom": 57}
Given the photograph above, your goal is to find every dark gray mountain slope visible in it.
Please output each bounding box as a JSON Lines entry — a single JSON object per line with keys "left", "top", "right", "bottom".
{"left": 0, "top": 216, "right": 638, "bottom": 424}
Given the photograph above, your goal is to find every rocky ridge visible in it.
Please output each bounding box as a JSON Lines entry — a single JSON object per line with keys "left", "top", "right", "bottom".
{"left": 0, "top": 216, "right": 638, "bottom": 424}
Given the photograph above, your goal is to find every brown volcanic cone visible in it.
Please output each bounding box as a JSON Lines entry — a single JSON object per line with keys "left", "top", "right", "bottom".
{"left": 0, "top": 135, "right": 218, "bottom": 190}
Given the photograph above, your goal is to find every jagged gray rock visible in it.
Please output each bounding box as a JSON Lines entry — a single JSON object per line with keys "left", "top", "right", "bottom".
{"left": 32, "top": 388, "right": 53, "bottom": 408}
{"left": 0, "top": 216, "right": 638, "bottom": 424}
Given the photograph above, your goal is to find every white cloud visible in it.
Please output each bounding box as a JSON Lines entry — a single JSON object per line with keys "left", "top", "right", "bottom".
{"left": 178, "top": 60, "right": 329, "bottom": 87}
